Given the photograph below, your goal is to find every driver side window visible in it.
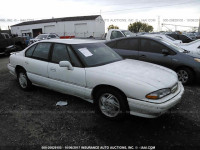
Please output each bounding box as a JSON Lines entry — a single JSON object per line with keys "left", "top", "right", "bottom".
{"left": 51, "top": 44, "right": 70, "bottom": 63}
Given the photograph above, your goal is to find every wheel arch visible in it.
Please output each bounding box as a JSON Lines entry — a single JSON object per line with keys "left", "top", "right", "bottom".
{"left": 15, "top": 65, "right": 26, "bottom": 76}
{"left": 175, "top": 65, "right": 196, "bottom": 77}
{"left": 92, "top": 84, "right": 130, "bottom": 111}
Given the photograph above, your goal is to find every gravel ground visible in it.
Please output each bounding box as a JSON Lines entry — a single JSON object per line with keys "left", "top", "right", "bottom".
{"left": 0, "top": 56, "right": 200, "bottom": 150}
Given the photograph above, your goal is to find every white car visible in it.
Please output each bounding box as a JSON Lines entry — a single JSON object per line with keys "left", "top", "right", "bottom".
{"left": 180, "top": 39, "right": 200, "bottom": 58}
{"left": 28, "top": 33, "right": 60, "bottom": 45}
{"left": 143, "top": 34, "right": 182, "bottom": 45}
{"left": 7, "top": 39, "right": 184, "bottom": 119}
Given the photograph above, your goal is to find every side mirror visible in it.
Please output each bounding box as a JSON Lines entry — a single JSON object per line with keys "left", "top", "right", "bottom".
{"left": 162, "top": 49, "right": 169, "bottom": 55}
{"left": 59, "top": 61, "right": 74, "bottom": 70}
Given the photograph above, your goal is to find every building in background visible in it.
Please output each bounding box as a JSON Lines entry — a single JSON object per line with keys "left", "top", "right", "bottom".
{"left": 11, "top": 15, "right": 105, "bottom": 38}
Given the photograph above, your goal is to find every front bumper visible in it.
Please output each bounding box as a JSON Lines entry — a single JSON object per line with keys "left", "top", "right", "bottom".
{"left": 127, "top": 82, "right": 184, "bottom": 118}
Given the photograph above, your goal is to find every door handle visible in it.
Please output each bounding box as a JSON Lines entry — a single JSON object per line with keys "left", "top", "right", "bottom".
{"left": 25, "top": 61, "right": 29, "bottom": 64}
{"left": 50, "top": 68, "right": 56, "bottom": 72}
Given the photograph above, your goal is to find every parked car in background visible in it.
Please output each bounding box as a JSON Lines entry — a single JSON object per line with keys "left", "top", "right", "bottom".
{"left": 180, "top": 39, "right": 200, "bottom": 57}
{"left": 143, "top": 34, "right": 182, "bottom": 45}
{"left": 195, "top": 32, "right": 200, "bottom": 39}
{"left": 0, "top": 33, "right": 26, "bottom": 55}
{"left": 185, "top": 32, "right": 197, "bottom": 40}
{"left": 106, "top": 36, "right": 200, "bottom": 85}
{"left": 167, "top": 34, "right": 194, "bottom": 43}
{"left": 28, "top": 33, "right": 60, "bottom": 45}
{"left": 102, "top": 29, "right": 136, "bottom": 41}
{"left": 7, "top": 39, "right": 184, "bottom": 119}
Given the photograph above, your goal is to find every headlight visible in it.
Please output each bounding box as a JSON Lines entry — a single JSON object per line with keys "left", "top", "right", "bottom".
{"left": 146, "top": 88, "right": 171, "bottom": 100}
{"left": 194, "top": 58, "right": 200, "bottom": 62}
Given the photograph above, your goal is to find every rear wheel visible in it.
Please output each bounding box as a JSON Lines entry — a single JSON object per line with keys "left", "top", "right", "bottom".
{"left": 177, "top": 68, "right": 194, "bottom": 85}
{"left": 94, "top": 88, "right": 129, "bottom": 120}
{"left": 17, "top": 69, "right": 32, "bottom": 90}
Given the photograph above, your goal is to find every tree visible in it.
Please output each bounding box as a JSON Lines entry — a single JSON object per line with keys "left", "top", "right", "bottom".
{"left": 108, "top": 24, "right": 119, "bottom": 31}
{"left": 128, "top": 22, "right": 153, "bottom": 33}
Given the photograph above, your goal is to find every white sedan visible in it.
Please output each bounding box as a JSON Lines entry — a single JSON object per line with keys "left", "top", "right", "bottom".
{"left": 7, "top": 39, "right": 184, "bottom": 119}
{"left": 180, "top": 39, "right": 200, "bottom": 57}
{"left": 143, "top": 34, "right": 182, "bottom": 45}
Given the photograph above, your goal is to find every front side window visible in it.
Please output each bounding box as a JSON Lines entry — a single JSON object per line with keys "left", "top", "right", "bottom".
{"left": 25, "top": 44, "right": 37, "bottom": 57}
{"left": 116, "top": 39, "right": 138, "bottom": 51}
{"left": 110, "top": 31, "right": 124, "bottom": 39}
{"left": 51, "top": 44, "right": 70, "bottom": 63}
{"left": 141, "top": 39, "right": 168, "bottom": 54}
{"left": 32, "top": 43, "right": 51, "bottom": 60}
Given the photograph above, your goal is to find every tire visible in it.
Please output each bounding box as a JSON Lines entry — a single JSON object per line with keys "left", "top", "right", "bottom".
{"left": 94, "top": 88, "right": 129, "bottom": 120}
{"left": 177, "top": 68, "right": 194, "bottom": 85}
{"left": 17, "top": 69, "right": 32, "bottom": 90}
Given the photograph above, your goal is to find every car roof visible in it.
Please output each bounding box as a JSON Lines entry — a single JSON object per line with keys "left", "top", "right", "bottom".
{"left": 105, "top": 36, "right": 162, "bottom": 43}
{"left": 40, "top": 39, "right": 104, "bottom": 44}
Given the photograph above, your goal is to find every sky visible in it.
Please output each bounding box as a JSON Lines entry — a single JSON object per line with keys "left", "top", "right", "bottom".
{"left": 0, "top": 0, "right": 200, "bottom": 32}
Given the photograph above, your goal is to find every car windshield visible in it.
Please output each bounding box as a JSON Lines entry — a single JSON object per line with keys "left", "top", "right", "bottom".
{"left": 183, "top": 39, "right": 200, "bottom": 46}
{"left": 72, "top": 43, "right": 122, "bottom": 67}
{"left": 35, "top": 34, "right": 48, "bottom": 40}
{"left": 165, "top": 35, "right": 176, "bottom": 41}
{"left": 160, "top": 40, "right": 185, "bottom": 53}
{"left": 122, "top": 30, "right": 134, "bottom": 37}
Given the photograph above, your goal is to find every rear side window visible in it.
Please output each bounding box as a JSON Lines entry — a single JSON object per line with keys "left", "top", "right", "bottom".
{"left": 25, "top": 44, "right": 37, "bottom": 57}
{"left": 141, "top": 39, "right": 168, "bottom": 54}
{"left": 32, "top": 43, "right": 51, "bottom": 60}
{"left": 116, "top": 39, "right": 138, "bottom": 51}
{"left": 51, "top": 44, "right": 70, "bottom": 63}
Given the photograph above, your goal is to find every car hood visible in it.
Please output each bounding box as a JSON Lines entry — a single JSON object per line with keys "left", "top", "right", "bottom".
{"left": 88, "top": 59, "right": 178, "bottom": 89}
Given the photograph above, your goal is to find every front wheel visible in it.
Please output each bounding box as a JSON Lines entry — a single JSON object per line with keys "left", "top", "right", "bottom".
{"left": 94, "top": 88, "right": 129, "bottom": 120}
{"left": 17, "top": 69, "right": 32, "bottom": 90}
{"left": 177, "top": 68, "right": 194, "bottom": 85}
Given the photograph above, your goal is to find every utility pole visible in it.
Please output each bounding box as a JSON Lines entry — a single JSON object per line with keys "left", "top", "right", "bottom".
{"left": 198, "top": 17, "right": 200, "bottom": 32}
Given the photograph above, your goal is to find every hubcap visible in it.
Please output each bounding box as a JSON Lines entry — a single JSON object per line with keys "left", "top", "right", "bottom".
{"left": 99, "top": 93, "right": 120, "bottom": 117}
{"left": 19, "top": 73, "right": 27, "bottom": 88}
{"left": 177, "top": 70, "right": 188, "bottom": 83}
